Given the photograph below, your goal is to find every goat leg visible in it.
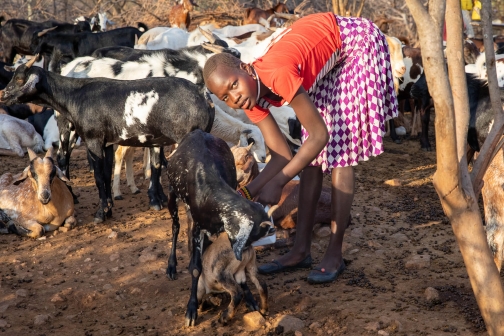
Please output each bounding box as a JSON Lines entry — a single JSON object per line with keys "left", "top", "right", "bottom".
{"left": 419, "top": 103, "right": 432, "bottom": 151}
{"left": 240, "top": 283, "right": 259, "bottom": 312}
{"left": 166, "top": 190, "right": 180, "bottom": 280}
{"left": 247, "top": 255, "right": 269, "bottom": 315}
{"left": 112, "top": 145, "right": 127, "bottom": 200}
{"left": 147, "top": 147, "right": 166, "bottom": 211}
{"left": 218, "top": 276, "right": 243, "bottom": 325}
{"left": 388, "top": 119, "right": 401, "bottom": 144}
{"left": 103, "top": 145, "right": 114, "bottom": 218}
{"left": 185, "top": 227, "right": 203, "bottom": 327}
{"left": 88, "top": 146, "right": 111, "bottom": 223}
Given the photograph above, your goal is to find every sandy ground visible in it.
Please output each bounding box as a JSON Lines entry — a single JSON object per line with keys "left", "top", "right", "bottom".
{"left": 0, "top": 114, "right": 498, "bottom": 336}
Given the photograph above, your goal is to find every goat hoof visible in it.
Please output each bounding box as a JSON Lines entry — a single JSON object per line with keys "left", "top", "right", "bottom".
{"left": 94, "top": 217, "right": 104, "bottom": 223}
{"left": 184, "top": 308, "right": 198, "bottom": 327}
{"left": 133, "top": 189, "right": 141, "bottom": 195}
{"left": 218, "top": 311, "right": 230, "bottom": 325}
{"left": 260, "top": 309, "right": 269, "bottom": 316}
{"left": 106, "top": 209, "right": 112, "bottom": 219}
{"left": 150, "top": 204, "right": 162, "bottom": 211}
{"left": 394, "top": 139, "right": 402, "bottom": 144}
{"left": 114, "top": 195, "right": 124, "bottom": 200}
{"left": 245, "top": 302, "right": 259, "bottom": 312}
{"left": 166, "top": 267, "right": 177, "bottom": 280}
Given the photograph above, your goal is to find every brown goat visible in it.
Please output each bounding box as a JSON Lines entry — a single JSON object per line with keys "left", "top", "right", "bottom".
{"left": 168, "top": 0, "right": 198, "bottom": 30}
{"left": 197, "top": 232, "right": 268, "bottom": 324}
{"left": 0, "top": 147, "right": 75, "bottom": 238}
{"left": 243, "top": 2, "right": 289, "bottom": 27}
{"left": 230, "top": 142, "right": 259, "bottom": 190}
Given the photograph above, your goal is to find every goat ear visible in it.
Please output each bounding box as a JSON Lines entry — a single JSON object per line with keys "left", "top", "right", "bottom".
{"left": 56, "top": 167, "right": 70, "bottom": 183}
{"left": 4, "top": 65, "right": 15, "bottom": 72}
{"left": 27, "top": 147, "right": 38, "bottom": 161}
{"left": 44, "top": 147, "right": 54, "bottom": 158}
{"left": 246, "top": 142, "right": 254, "bottom": 150}
{"left": 37, "top": 26, "right": 57, "bottom": 37}
{"left": 226, "top": 221, "right": 254, "bottom": 261}
{"left": 13, "top": 167, "right": 30, "bottom": 185}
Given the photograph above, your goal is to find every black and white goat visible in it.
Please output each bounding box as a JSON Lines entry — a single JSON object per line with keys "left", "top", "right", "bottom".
{"left": 32, "top": 26, "right": 145, "bottom": 73}
{"left": 74, "top": 12, "right": 115, "bottom": 32}
{"left": 0, "top": 57, "right": 214, "bottom": 222}
{"left": 165, "top": 129, "right": 273, "bottom": 326}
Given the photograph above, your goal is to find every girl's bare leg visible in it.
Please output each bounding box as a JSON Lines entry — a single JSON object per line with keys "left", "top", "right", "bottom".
{"left": 264, "top": 166, "right": 323, "bottom": 266}
{"left": 315, "top": 165, "right": 354, "bottom": 272}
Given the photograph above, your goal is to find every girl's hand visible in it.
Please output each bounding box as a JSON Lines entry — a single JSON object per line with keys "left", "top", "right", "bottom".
{"left": 255, "top": 178, "right": 283, "bottom": 206}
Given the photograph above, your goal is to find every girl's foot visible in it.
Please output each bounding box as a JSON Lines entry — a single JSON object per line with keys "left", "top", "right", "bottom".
{"left": 258, "top": 251, "right": 312, "bottom": 274}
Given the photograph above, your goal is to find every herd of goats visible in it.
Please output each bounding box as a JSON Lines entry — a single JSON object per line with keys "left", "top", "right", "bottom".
{"left": 0, "top": 0, "right": 504, "bottom": 327}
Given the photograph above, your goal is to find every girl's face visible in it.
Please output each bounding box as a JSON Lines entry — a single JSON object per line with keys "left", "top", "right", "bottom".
{"left": 206, "top": 63, "right": 258, "bottom": 110}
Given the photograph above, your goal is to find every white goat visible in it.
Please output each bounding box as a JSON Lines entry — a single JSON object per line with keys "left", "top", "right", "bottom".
{"left": 135, "top": 27, "right": 189, "bottom": 50}
{"left": 0, "top": 114, "right": 44, "bottom": 157}
{"left": 475, "top": 53, "right": 504, "bottom": 87}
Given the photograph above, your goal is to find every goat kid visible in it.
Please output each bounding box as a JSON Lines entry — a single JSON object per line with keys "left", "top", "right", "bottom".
{"left": 243, "top": 2, "right": 290, "bottom": 28}
{"left": 0, "top": 59, "right": 214, "bottom": 222}
{"left": 169, "top": 0, "right": 198, "bottom": 30}
{"left": 198, "top": 232, "right": 268, "bottom": 324}
{"left": 165, "top": 129, "right": 272, "bottom": 326}
{"left": 0, "top": 148, "right": 75, "bottom": 237}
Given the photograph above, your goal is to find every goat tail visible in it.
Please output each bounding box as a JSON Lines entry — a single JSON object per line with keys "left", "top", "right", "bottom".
{"left": 137, "top": 22, "right": 149, "bottom": 33}
{"left": 204, "top": 88, "right": 215, "bottom": 133}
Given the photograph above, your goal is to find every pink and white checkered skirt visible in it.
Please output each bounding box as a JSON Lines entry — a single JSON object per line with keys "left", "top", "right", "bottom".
{"left": 302, "top": 15, "right": 398, "bottom": 172}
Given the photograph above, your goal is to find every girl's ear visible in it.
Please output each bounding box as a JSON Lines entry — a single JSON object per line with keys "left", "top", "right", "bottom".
{"left": 240, "top": 63, "right": 256, "bottom": 79}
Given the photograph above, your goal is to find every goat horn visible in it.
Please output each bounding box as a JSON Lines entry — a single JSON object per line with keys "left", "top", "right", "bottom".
{"left": 202, "top": 42, "right": 224, "bottom": 54}
{"left": 267, "top": 204, "right": 279, "bottom": 218}
{"left": 25, "top": 55, "right": 39, "bottom": 69}
{"left": 27, "top": 148, "right": 38, "bottom": 161}
{"left": 266, "top": 14, "right": 275, "bottom": 24}
{"left": 134, "top": 34, "right": 138, "bottom": 45}
{"left": 293, "top": 0, "right": 309, "bottom": 14}
{"left": 44, "top": 147, "right": 54, "bottom": 158}
{"left": 198, "top": 26, "right": 216, "bottom": 44}
{"left": 274, "top": 12, "right": 298, "bottom": 20}
{"left": 37, "top": 26, "right": 58, "bottom": 37}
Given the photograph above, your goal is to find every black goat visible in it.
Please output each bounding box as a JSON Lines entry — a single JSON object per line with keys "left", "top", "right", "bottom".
{"left": 409, "top": 72, "right": 489, "bottom": 152}
{"left": 0, "top": 58, "right": 214, "bottom": 222}
{"left": 165, "top": 129, "right": 273, "bottom": 326}
{"left": 0, "top": 62, "right": 14, "bottom": 90}
{"left": 33, "top": 26, "right": 145, "bottom": 73}
{"left": 0, "top": 18, "right": 90, "bottom": 64}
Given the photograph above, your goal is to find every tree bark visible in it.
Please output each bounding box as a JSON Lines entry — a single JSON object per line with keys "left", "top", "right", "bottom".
{"left": 405, "top": 0, "right": 504, "bottom": 334}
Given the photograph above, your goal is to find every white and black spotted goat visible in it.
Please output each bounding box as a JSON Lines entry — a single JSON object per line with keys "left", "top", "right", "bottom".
{"left": 74, "top": 12, "right": 115, "bottom": 32}
{"left": 0, "top": 57, "right": 214, "bottom": 222}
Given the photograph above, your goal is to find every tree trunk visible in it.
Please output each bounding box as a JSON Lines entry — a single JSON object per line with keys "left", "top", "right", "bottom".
{"left": 405, "top": 0, "right": 504, "bottom": 334}
{"left": 470, "top": 0, "right": 504, "bottom": 197}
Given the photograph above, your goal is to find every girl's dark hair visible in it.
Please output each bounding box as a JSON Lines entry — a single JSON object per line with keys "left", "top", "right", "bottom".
{"left": 203, "top": 53, "right": 242, "bottom": 86}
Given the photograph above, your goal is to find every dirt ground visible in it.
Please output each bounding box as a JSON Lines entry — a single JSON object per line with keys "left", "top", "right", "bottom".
{"left": 0, "top": 113, "right": 498, "bottom": 336}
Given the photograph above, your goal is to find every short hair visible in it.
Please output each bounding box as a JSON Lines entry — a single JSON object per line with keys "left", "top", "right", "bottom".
{"left": 203, "top": 53, "right": 242, "bottom": 87}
